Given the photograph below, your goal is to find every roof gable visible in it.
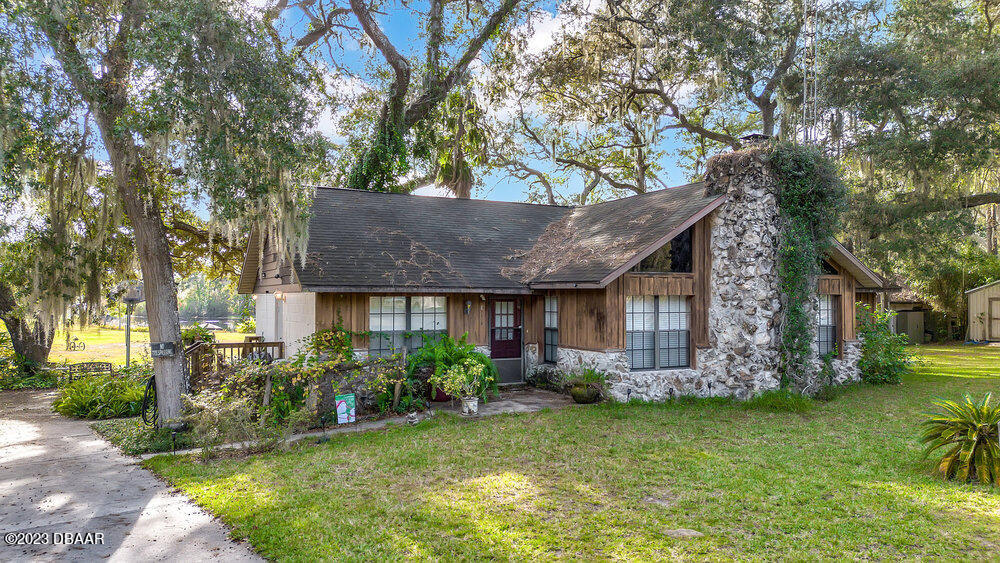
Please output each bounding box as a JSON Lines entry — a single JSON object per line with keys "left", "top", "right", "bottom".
{"left": 506, "top": 182, "right": 723, "bottom": 287}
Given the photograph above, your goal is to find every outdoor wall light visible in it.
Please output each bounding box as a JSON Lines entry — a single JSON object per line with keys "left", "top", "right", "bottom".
{"left": 274, "top": 290, "right": 286, "bottom": 302}
{"left": 464, "top": 300, "right": 472, "bottom": 315}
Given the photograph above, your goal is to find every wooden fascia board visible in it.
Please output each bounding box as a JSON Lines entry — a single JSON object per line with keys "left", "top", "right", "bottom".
{"left": 237, "top": 225, "right": 260, "bottom": 295}
{"left": 301, "top": 285, "right": 533, "bottom": 295}
{"left": 827, "top": 241, "right": 884, "bottom": 289}
{"left": 527, "top": 282, "right": 604, "bottom": 290}
{"left": 597, "top": 194, "right": 727, "bottom": 288}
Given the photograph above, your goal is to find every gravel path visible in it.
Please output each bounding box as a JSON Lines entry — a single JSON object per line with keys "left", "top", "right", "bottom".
{"left": 0, "top": 389, "right": 261, "bottom": 562}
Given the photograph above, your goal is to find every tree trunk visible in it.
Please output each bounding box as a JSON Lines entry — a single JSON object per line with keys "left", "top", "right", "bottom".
{"left": 989, "top": 204, "right": 997, "bottom": 255}
{"left": 0, "top": 281, "right": 53, "bottom": 370}
{"left": 41, "top": 2, "right": 184, "bottom": 426}
{"left": 96, "top": 114, "right": 185, "bottom": 428}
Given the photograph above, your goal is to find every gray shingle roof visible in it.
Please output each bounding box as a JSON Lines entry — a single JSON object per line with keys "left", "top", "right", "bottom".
{"left": 506, "top": 182, "right": 721, "bottom": 285}
{"left": 287, "top": 183, "right": 721, "bottom": 292}
{"left": 295, "top": 187, "right": 567, "bottom": 291}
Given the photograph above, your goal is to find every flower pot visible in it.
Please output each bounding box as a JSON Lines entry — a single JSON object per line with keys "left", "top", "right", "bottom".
{"left": 570, "top": 384, "right": 601, "bottom": 404}
{"left": 428, "top": 386, "right": 452, "bottom": 402}
{"left": 461, "top": 396, "right": 479, "bottom": 416}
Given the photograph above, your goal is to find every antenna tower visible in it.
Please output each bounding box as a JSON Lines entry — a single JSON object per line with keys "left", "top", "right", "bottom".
{"left": 801, "top": 0, "right": 821, "bottom": 144}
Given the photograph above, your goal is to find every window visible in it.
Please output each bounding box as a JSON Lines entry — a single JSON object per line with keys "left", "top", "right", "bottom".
{"left": 544, "top": 296, "right": 558, "bottom": 363}
{"left": 626, "top": 295, "right": 690, "bottom": 370}
{"left": 369, "top": 296, "right": 447, "bottom": 357}
{"left": 369, "top": 296, "right": 407, "bottom": 357}
{"left": 658, "top": 296, "right": 690, "bottom": 368}
{"left": 410, "top": 296, "right": 447, "bottom": 348}
{"left": 493, "top": 300, "right": 515, "bottom": 341}
{"left": 632, "top": 226, "right": 693, "bottom": 273}
{"left": 817, "top": 294, "right": 838, "bottom": 356}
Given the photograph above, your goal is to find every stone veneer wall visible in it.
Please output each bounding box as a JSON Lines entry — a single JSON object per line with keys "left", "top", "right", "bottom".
{"left": 524, "top": 148, "right": 863, "bottom": 401}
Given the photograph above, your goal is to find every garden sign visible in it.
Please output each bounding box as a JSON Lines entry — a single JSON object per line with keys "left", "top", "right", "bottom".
{"left": 336, "top": 394, "right": 356, "bottom": 424}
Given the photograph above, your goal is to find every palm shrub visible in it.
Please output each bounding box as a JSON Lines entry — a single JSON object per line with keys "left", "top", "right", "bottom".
{"left": 920, "top": 393, "right": 1000, "bottom": 486}
{"left": 857, "top": 305, "right": 912, "bottom": 384}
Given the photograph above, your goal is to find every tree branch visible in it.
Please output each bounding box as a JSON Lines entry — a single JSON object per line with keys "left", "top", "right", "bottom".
{"left": 864, "top": 192, "right": 1000, "bottom": 238}
{"left": 404, "top": 0, "right": 520, "bottom": 127}
{"left": 350, "top": 0, "right": 411, "bottom": 121}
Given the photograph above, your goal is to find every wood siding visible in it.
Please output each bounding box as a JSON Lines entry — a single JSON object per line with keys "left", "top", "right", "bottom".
{"left": 621, "top": 273, "right": 695, "bottom": 295}
{"left": 447, "top": 294, "right": 489, "bottom": 346}
{"left": 253, "top": 235, "right": 301, "bottom": 294}
{"left": 315, "top": 293, "right": 368, "bottom": 348}
{"left": 818, "top": 276, "right": 842, "bottom": 295}
{"left": 522, "top": 294, "right": 545, "bottom": 347}
{"left": 552, "top": 288, "right": 613, "bottom": 351}
{"left": 692, "top": 219, "right": 711, "bottom": 347}
{"left": 968, "top": 283, "right": 1000, "bottom": 341}
{"left": 314, "top": 292, "right": 490, "bottom": 348}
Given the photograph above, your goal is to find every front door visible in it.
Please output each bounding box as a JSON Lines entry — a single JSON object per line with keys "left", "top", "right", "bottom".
{"left": 990, "top": 298, "right": 1000, "bottom": 341}
{"left": 490, "top": 298, "right": 523, "bottom": 384}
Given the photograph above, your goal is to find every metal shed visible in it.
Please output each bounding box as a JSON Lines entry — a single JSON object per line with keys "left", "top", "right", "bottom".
{"left": 966, "top": 280, "right": 1000, "bottom": 341}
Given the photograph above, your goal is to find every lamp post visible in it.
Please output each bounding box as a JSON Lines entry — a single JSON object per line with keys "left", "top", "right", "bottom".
{"left": 122, "top": 283, "right": 144, "bottom": 367}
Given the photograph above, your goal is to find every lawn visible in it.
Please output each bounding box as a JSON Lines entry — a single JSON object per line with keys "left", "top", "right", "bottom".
{"left": 47, "top": 326, "right": 250, "bottom": 365}
{"left": 145, "top": 344, "right": 1000, "bottom": 560}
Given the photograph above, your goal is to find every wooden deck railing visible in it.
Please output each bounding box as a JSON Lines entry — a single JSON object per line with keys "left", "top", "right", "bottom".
{"left": 184, "top": 340, "right": 285, "bottom": 394}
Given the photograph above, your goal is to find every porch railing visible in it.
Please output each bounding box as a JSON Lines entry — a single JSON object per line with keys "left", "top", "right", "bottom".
{"left": 184, "top": 340, "right": 285, "bottom": 394}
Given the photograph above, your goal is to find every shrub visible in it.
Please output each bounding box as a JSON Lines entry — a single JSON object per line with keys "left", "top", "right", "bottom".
{"left": 565, "top": 368, "right": 608, "bottom": 397}
{"left": 0, "top": 333, "right": 56, "bottom": 389}
{"left": 52, "top": 372, "right": 146, "bottom": 419}
{"left": 525, "top": 365, "right": 564, "bottom": 391}
{"left": 406, "top": 333, "right": 499, "bottom": 400}
{"left": 742, "top": 388, "right": 814, "bottom": 413}
{"left": 427, "top": 357, "right": 498, "bottom": 400}
{"left": 183, "top": 390, "right": 281, "bottom": 459}
{"left": 857, "top": 305, "right": 912, "bottom": 385}
{"left": 92, "top": 417, "right": 195, "bottom": 455}
{"left": 181, "top": 323, "right": 215, "bottom": 345}
{"left": 235, "top": 316, "right": 256, "bottom": 334}
{"left": 920, "top": 393, "right": 1000, "bottom": 486}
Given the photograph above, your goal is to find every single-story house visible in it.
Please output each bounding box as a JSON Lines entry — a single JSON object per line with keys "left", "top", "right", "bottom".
{"left": 966, "top": 280, "right": 1000, "bottom": 342}
{"left": 238, "top": 149, "right": 885, "bottom": 400}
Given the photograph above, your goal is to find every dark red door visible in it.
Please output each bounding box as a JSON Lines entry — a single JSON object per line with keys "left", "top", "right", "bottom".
{"left": 490, "top": 298, "right": 523, "bottom": 383}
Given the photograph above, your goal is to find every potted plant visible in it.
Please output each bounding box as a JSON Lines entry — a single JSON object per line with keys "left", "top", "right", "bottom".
{"left": 428, "top": 357, "right": 498, "bottom": 416}
{"left": 406, "top": 334, "right": 498, "bottom": 403}
{"left": 566, "top": 368, "right": 606, "bottom": 404}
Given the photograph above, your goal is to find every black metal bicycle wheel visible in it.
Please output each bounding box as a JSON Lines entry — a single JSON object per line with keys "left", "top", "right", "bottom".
{"left": 141, "top": 376, "right": 157, "bottom": 425}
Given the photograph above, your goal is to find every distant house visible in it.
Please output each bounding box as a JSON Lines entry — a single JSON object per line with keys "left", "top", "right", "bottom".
{"left": 966, "top": 280, "right": 1000, "bottom": 342}
{"left": 238, "top": 150, "right": 885, "bottom": 400}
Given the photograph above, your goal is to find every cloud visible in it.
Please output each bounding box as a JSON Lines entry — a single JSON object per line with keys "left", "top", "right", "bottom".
{"left": 412, "top": 184, "right": 455, "bottom": 198}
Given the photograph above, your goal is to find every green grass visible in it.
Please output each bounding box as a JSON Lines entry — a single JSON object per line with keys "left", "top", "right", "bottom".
{"left": 47, "top": 326, "right": 251, "bottom": 365}
{"left": 144, "top": 344, "right": 1000, "bottom": 560}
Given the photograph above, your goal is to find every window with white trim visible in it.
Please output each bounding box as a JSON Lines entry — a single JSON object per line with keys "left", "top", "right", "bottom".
{"left": 544, "top": 296, "right": 558, "bottom": 363}
{"left": 817, "top": 294, "right": 837, "bottom": 356}
{"left": 626, "top": 295, "right": 690, "bottom": 370}
{"left": 368, "top": 296, "right": 447, "bottom": 357}
{"left": 410, "top": 296, "right": 447, "bottom": 348}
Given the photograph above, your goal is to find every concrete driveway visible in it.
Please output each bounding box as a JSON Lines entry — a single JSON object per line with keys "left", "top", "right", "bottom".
{"left": 0, "top": 389, "right": 260, "bottom": 562}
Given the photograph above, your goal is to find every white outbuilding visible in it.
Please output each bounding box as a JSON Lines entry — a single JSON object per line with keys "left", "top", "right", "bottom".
{"left": 966, "top": 280, "right": 1000, "bottom": 342}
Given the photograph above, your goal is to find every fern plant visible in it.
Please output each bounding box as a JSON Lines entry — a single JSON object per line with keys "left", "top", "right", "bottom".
{"left": 920, "top": 393, "right": 1000, "bottom": 486}
{"left": 405, "top": 333, "right": 499, "bottom": 400}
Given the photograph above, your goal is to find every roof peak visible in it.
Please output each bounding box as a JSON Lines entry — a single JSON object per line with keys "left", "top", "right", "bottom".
{"left": 308, "top": 181, "right": 708, "bottom": 210}
{"left": 308, "top": 185, "right": 572, "bottom": 208}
